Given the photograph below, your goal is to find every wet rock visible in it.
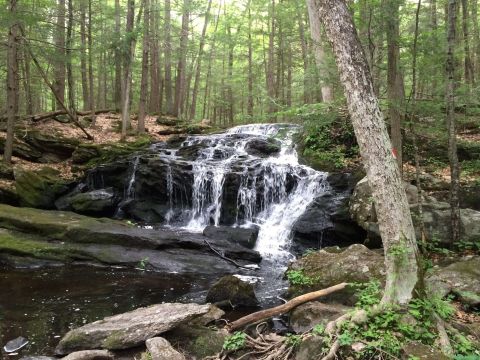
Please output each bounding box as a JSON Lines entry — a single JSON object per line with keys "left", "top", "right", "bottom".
{"left": 165, "top": 325, "right": 227, "bottom": 359}
{"left": 3, "top": 336, "right": 29, "bottom": 352}
{"left": 289, "top": 302, "right": 351, "bottom": 333}
{"left": 349, "top": 176, "right": 480, "bottom": 247}
{"left": 206, "top": 275, "right": 258, "bottom": 307}
{"left": 287, "top": 244, "right": 385, "bottom": 304}
{"left": 55, "top": 303, "right": 214, "bottom": 354}
{"left": 295, "top": 335, "right": 324, "bottom": 360}
{"left": 145, "top": 337, "right": 185, "bottom": 360}
{"left": 244, "top": 138, "right": 281, "bottom": 157}
{"left": 19, "top": 357, "right": 56, "bottom": 360}
{"left": 61, "top": 350, "right": 114, "bottom": 360}
{"left": 402, "top": 341, "right": 449, "bottom": 360}
{"left": 426, "top": 256, "right": 480, "bottom": 308}
{"left": 203, "top": 225, "right": 259, "bottom": 249}
{"left": 15, "top": 167, "right": 70, "bottom": 209}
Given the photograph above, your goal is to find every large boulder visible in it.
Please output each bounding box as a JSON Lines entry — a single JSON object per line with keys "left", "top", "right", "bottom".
{"left": 15, "top": 167, "right": 70, "bottom": 209}
{"left": 55, "top": 303, "right": 215, "bottom": 354}
{"left": 56, "top": 188, "right": 116, "bottom": 216}
{"left": 203, "top": 225, "right": 259, "bottom": 249}
{"left": 23, "top": 130, "right": 79, "bottom": 162}
{"left": 206, "top": 275, "right": 258, "bottom": 307}
{"left": 61, "top": 350, "right": 114, "bottom": 360}
{"left": 287, "top": 244, "right": 385, "bottom": 304}
{"left": 426, "top": 256, "right": 480, "bottom": 308}
{"left": 349, "top": 176, "right": 480, "bottom": 247}
{"left": 244, "top": 138, "right": 281, "bottom": 157}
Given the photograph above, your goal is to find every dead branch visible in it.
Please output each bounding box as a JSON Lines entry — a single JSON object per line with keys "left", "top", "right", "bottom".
{"left": 203, "top": 239, "right": 253, "bottom": 270}
{"left": 226, "top": 283, "right": 348, "bottom": 332}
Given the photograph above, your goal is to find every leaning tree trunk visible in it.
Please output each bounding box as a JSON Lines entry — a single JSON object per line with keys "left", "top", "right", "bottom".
{"left": 315, "top": 0, "right": 422, "bottom": 305}
{"left": 5, "top": 0, "right": 19, "bottom": 164}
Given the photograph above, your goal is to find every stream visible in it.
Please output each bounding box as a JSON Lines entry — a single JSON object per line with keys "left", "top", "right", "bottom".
{"left": 0, "top": 124, "right": 350, "bottom": 357}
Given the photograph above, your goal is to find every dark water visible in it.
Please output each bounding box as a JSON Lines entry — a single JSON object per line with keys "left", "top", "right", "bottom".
{"left": 0, "top": 265, "right": 212, "bottom": 358}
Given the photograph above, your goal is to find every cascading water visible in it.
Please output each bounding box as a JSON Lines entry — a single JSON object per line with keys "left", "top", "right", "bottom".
{"left": 154, "top": 124, "right": 330, "bottom": 261}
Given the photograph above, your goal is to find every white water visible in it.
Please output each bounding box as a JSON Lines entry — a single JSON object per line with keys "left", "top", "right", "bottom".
{"left": 164, "top": 123, "right": 330, "bottom": 260}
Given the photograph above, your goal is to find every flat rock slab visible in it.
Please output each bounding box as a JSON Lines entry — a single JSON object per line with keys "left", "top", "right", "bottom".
{"left": 56, "top": 303, "right": 213, "bottom": 355}
{"left": 61, "top": 350, "right": 114, "bottom": 360}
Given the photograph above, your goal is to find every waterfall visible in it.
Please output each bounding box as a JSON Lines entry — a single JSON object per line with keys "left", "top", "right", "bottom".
{"left": 153, "top": 123, "right": 330, "bottom": 260}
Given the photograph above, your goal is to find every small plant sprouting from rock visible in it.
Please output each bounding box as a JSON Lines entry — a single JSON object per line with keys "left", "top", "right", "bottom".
{"left": 285, "top": 333, "right": 302, "bottom": 348}
{"left": 286, "top": 269, "right": 315, "bottom": 286}
{"left": 312, "top": 323, "right": 325, "bottom": 336}
{"left": 223, "top": 331, "right": 247, "bottom": 351}
{"left": 137, "top": 257, "right": 149, "bottom": 271}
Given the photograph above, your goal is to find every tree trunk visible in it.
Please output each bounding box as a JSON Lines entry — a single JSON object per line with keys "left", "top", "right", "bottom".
{"left": 80, "top": 0, "right": 89, "bottom": 110}
{"left": 446, "top": 0, "right": 461, "bottom": 243}
{"left": 149, "top": 0, "right": 161, "bottom": 113}
{"left": 23, "top": 46, "right": 34, "bottom": 115}
{"left": 296, "top": 4, "right": 309, "bottom": 104}
{"left": 88, "top": 0, "right": 95, "bottom": 122}
{"left": 247, "top": 0, "right": 254, "bottom": 117}
{"left": 266, "top": 0, "right": 277, "bottom": 116}
{"left": 164, "top": 0, "right": 174, "bottom": 115}
{"left": 138, "top": 0, "right": 150, "bottom": 134}
{"left": 386, "top": 0, "right": 405, "bottom": 174}
{"left": 306, "top": 0, "right": 333, "bottom": 102}
{"left": 173, "top": 0, "right": 190, "bottom": 119}
{"left": 114, "top": 0, "right": 122, "bottom": 110}
{"left": 472, "top": 0, "right": 480, "bottom": 76}
{"left": 190, "top": 0, "right": 213, "bottom": 121}
{"left": 461, "top": 0, "right": 475, "bottom": 84}
{"left": 5, "top": 0, "right": 19, "bottom": 164}
{"left": 53, "top": 0, "right": 66, "bottom": 111}
{"left": 121, "top": 0, "right": 137, "bottom": 141}
{"left": 66, "top": 0, "right": 77, "bottom": 119}
{"left": 315, "top": 0, "right": 422, "bottom": 305}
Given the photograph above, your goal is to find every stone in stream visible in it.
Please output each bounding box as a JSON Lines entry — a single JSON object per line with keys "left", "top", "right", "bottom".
{"left": 55, "top": 303, "right": 217, "bottom": 354}
{"left": 3, "top": 336, "right": 29, "bottom": 353}
{"left": 19, "top": 357, "right": 56, "bottom": 360}
{"left": 206, "top": 275, "right": 258, "bottom": 308}
{"left": 203, "top": 225, "right": 259, "bottom": 249}
{"left": 145, "top": 337, "right": 185, "bottom": 360}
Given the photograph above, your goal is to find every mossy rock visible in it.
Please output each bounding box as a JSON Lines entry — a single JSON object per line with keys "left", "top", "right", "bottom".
{"left": 72, "top": 144, "right": 101, "bottom": 164}
{"left": 286, "top": 244, "right": 385, "bottom": 304}
{"left": 0, "top": 162, "right": 14, "bottom": 180}
{"left": 165, "top": 325, "right": 227, "bottom": 359}
{"left": 206, "top": 275, "right": 258, "bottom": 307}
{"left": 14, "top": 167, "right": 70, "bottom": 209}
{"left": 84, "top": 137, "right": 152, "bottom": 167}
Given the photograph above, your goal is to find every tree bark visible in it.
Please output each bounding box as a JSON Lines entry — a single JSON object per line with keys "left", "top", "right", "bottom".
{"left": 306, "top": 0, "right": 333, "bottom": 102}
{"left": 164, "top": 0, "right": 174, "bottom": 115}
{"left": 138, "top": 0, "right": 150, "bottom": 134}
{"left": 247, "top": 0, "right": 254, "bottom": 117}
{"left": 66, "top": 0, "right": 77, "bottom": 119}
{"left": 472, "top": 0, "right": 480, "bottom": 76}
{"left": 88, "top": 0, "right": 95, "bottom": 122}
{"left": 461, "top": 0, "right": 475, "bottom": 84}
{"left": 266, "top": 0, "right": 277, "bottom": 116}
{"left": 114, "top": 0, "right": 122, "bottom": 110}
{"left": 173, "top": 0, "right": 190, "bottom": 118}
{"left": 149, "top": 0, "right": 161, "bottom": 113}
{"left": 314, "top": 0, "right": 422, "bottom": 305}
{"left": 53, "top": 0, "right": 66, "bottom": 111}
{"left": 386, "top": 0, "right": 405, "bottom": 174}
{"left": 446, "top": 0, "right": 461, "bottom": 243}
{"left": 189, "top": 0, "right": 213, "bottom": 121}
{"left": 5, "top": 0, "right": 19, "bottom": 164}
{"left": 80, "top": 0, "right": 89, "bottom": 110}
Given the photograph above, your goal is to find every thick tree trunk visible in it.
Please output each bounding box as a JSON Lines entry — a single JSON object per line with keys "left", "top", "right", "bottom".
{"left": 149, "top": 0, "right": 161, "bottom": 113}
{"left": 296, "top": 4, "right": 310, "bottom": 104}
{"left": 190, "top": 0, "right": 213, "bottom": 121}
{"left": 315, "top": 0, "right": 422, "bottom": 305}
{"left": 138, "top": 0, "right": 150, "bottom": 134}
{"left": 306, "top": 0, "right": 333, "bottom": 102}
{"left": 386, "top": 0, "right": 405, "bottom": 174}
{"left": 472, "top": 0, "right": 480, "bottom": 76}
{"left": 446, "top": 0, "right": 461, "bottom": 243}
{"left": 88, "top": 0, "right": 95, "bottom": 122}
{"left": 53, "top": 0, "right": 66, "bottom": 111}
{"left": 5, "top": 0, "right": 19, "bottom": 164}
{"left": 164, "top": 0, "right": 174, "bottom": 115}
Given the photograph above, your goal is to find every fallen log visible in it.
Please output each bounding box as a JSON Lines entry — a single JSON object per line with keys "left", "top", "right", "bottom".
{"left": 226, "top": 282, "right": 349, "bottom": 332}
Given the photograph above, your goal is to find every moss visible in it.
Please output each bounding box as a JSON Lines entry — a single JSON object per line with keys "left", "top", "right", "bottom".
{"left": 58, "top": 331, "right": 91, "bottom": 352}
{"left": 102, "top": 330, "right": 126, "bottom": 349}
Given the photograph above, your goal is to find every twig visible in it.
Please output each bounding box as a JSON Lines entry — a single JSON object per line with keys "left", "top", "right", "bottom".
{"left": 203, "top": 239, "right": 253, "bottom": 270}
